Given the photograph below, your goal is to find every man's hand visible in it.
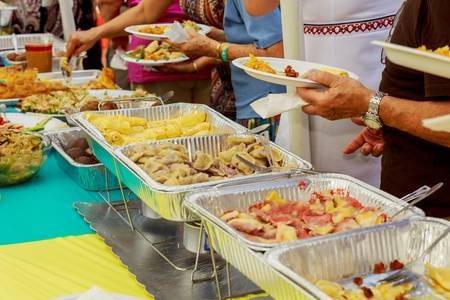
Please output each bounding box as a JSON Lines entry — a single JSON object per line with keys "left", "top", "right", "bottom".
{"left": 66, "top": 28, "right": 101, "bottom": 58}
{"left": 297, "top": 70, "right": 375, "bottom": 120}
{"left": 343, "top": 118, "right": 384, "bottom": 157}
{"left": 164, "top": 29, "right": 220, "bottom": 59}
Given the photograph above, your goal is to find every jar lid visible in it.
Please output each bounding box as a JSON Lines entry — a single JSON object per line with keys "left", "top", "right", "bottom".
{"left": 25, "top": 43, "right": 53, "bottom": 51}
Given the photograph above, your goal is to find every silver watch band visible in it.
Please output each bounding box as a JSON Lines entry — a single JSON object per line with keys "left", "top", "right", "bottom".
{"left": 368, "top": 91, "right": 385, "bottom": 117}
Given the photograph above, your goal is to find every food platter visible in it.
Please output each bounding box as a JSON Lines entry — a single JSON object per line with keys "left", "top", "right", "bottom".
{"left": 125, "top": 22, "right": 211, "bottom": 41}
{"left": 185, "top": 173, "right": 424, "bottom": 251}
{"left": 110, "top": 134, "right": 312, "bottom": 221}
{"left": 4, "top": 112, "right": 68, "bottom": 132}
{"left": 266, "top": 218, "right": 450, "bottom": 300}
{"left": 232, "top": 56, "right": 359, "bottom": 88}
{"left": 372, "top": 40, "right": 450, "bottom": 79}
{"left": 121, "top": 51, "right": 189, "bottom": 67}
{"left": 49, "top": 128, "right": 119, "bottom": 191}
{"left": 423, "top": 114, "right": 450, "bottom": 133}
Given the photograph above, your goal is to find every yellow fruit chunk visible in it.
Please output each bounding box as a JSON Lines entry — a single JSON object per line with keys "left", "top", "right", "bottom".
{"left": 276, "top": 224, "right": 297, "bottom": 242}
{"left": 266, "top": 191, "right": 287, "bottom": 205}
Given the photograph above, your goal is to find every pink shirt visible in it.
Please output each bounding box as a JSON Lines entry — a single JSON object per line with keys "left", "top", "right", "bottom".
{"left": 127, "top": 0, "right": 210, "bottom": 84}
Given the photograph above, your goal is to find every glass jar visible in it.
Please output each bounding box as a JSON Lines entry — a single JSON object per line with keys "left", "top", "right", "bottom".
{"left": 25, "top": 43, "right": 53, "bottom": 73}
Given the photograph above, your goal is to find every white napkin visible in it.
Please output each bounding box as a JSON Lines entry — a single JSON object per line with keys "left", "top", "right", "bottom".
{"left": 56, "top": 287, "right": 140, "bottom": 300}
{"left": 110, "top": 48, "right": 128, "bottom": 70}
{"left": 422, "top": 114, "right": 450, "bottom": 133}
{"left": 165, "top": 21, "right": 189, "bottom": 43}
{"left": 250, "top": 93, "right": 307, "bottom": 119}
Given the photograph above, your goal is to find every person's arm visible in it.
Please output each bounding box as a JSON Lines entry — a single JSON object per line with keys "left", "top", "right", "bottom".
{"left": 67, "top": 0, "right": 173, "bottom": 57}
{"left": 157, "top": 56, "right": 219, "bottom": 73}
{"left": 97, "top": 0, "right": 122, "bottom": 21}
{"left": 297, "top": 70, "right": 450, "bottom": 148}
{"left": 207, "top": 27, "right": 226, "bottom": 42}
{"left": 378, "top": 97, "right": 450, "bottom": 147}
{"left": 244, "top": 0, "right": 279, "bottom": 16}
{"left": 166, "top": 30, "right": 283, "bottom": 60}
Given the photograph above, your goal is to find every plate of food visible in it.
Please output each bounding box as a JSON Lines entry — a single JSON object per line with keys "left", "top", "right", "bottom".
{"left": 0, "top": 126, "right": 50, "bottom": 186}
{"left": 125, "top": 20, "right": 211, "bottom": 40}
{"left": 2, "top": 113, "right": 68, "bottom": 132}
{"left": 233, "top": 55, "right": 359, "bottom": 88}
{"left": 0, "top": 67, "right": 67, "bottom": 104}
{"left": 121, "top": 40, "right": 189, "bottom": 67}
{"left": 372, "top": 40, "right": 450, "bottom": 79}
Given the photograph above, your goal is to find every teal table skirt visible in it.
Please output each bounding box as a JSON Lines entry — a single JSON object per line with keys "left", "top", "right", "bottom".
{"left": 0, "top": 152, "right": 105, "bottom": 245}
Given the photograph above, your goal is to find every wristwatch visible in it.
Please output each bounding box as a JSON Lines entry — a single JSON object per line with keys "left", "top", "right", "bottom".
{"left": 362, "top": 91, "right": 386, "bottom": 130}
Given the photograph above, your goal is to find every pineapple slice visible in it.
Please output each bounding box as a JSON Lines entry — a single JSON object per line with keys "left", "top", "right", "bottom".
{"left": 276, "top": 224, "right": 297, "bottom": 242}
{"left": 266, "top": 191, "right": 287, "bottom": 205}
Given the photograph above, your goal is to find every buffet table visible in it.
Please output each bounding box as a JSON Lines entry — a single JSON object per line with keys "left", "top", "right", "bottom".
{"left": 0, "top": 152, "right": 154, "bottom": 299}
{"left": 0, "top": 150, "right": 267, "bottom": 300}
{"left": 0, "top": 152, "right": 98, "bottom": 245}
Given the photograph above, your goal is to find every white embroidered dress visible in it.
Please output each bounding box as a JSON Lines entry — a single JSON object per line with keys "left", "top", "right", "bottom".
{"left": 299, "top": 0, "right": 403, "bottom": 186}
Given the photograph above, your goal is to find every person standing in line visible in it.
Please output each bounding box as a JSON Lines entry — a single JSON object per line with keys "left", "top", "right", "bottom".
{"left": 296, "top": 0, "right": 450, "bottom": 217}
{"left": 166, "top": 0, "right": 286, "bottom": 140}
{"left": 243, "top": 0, "right": 403, "bottom": 187}
{"left": 67, "top": 0, "right": 212, "bottom": 104}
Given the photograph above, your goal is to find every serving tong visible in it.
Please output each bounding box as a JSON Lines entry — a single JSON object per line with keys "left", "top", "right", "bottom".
{"left": 96, "top": 90, "right": 173, "bottom": 111}
{"left": 356, "top": 226, "right": 450, "bottom": 296}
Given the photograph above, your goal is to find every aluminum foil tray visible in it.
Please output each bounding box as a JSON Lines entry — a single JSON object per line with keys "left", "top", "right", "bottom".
{"left": 0, "top": 33, "right": 65, "bottom": 51}
{"left": 73, "top": 103, "right": 247, "bottom": 151}
{"left": 266, "top": 218, "right": 450, "bottom": 299}
{"left": 184, "top": 174, "right": 424, "bottom": 251}
{"left": 73, "top": 104, "right": 247, "bottom": 220}
{"left": 111, "top": 134, "right": 312, "bottom": 221}
{"left": 202, "top": 215, "right": 316, "bottom": 300}
{"left": 48, "top": 128, "right": 119, "bottom": 191}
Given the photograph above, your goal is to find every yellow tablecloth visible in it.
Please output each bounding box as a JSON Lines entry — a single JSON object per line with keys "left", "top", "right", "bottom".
{"left": 0, "top": 234, "right": 267, "bottom": 300}
{"left": 0, "top": 234, "right": 152, "bottom": 300}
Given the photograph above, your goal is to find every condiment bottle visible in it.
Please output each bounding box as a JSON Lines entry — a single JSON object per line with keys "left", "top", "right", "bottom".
{"left": 25, "top": 43, "right": 53, "bottom": 73}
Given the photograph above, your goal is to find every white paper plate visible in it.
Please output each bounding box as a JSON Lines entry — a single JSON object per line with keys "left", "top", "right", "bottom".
{"left": 423, "top": 114, "right": 450, "bottom": 133}
{"left": 232, "top": 57, "right": 359, "bottom": 88}
{"left": 125, "top": 23, "right": 211, "bottom": 41}
{"left": 372, "top": 41, "right": 450, "bottom": 79}
{"left": 120, "top": 51, "right": 189, "bottom": 67}
{"left": 4, "top": 112, "right": 68, "bottom": 131}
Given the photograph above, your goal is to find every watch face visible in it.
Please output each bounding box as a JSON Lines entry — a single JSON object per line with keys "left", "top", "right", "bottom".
{"left": 363, "top": 116, "right": 382, "bottom": 130}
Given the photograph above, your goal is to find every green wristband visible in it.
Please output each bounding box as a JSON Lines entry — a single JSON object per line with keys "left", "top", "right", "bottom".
{"left": 220, "top": 43, "right": 230, "bottom": 62}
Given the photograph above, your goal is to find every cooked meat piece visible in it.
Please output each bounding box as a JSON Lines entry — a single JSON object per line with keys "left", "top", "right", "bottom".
{"left": 228, "top": 218, "right": 263, "bottom": 234}
{"left": 221, "top": 210, "right": 239, "bottom": 222}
